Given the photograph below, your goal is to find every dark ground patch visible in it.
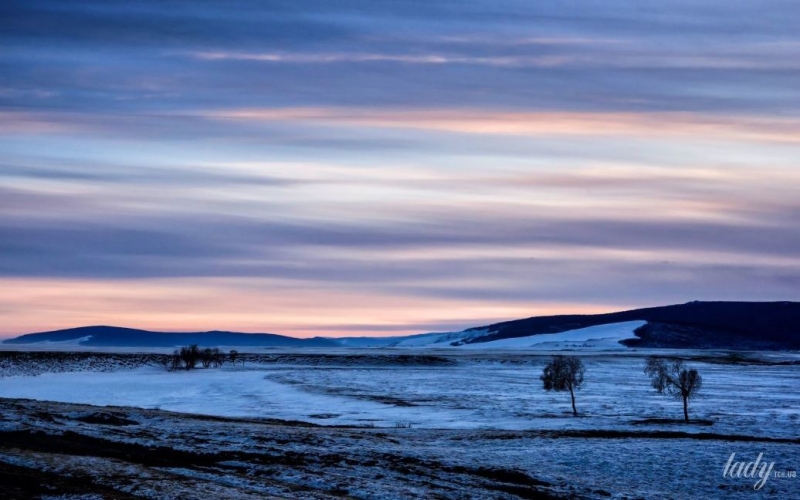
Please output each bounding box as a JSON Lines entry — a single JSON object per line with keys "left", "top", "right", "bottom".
{"left": 76, "top": 411, "right": 140, "bottom": 426}
{"left": 479, "top": 428, "right": 800, "bottom": 444}
{"left": 630, "top": 418, "right": 714, "bottom": 426}
{"left": 0, "top": 398, "right": 576, "bottom": 500}
{"left": 0, "top": 460, "right": 141, "bottom": 500}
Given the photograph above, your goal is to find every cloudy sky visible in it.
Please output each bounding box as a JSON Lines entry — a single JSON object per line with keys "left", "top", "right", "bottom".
{"left": 1, "top": 1, "right": 799, "bottom": 337}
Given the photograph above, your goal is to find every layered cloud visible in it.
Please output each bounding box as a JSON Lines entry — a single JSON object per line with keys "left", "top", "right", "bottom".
{"left": 1, "top": 0, "right": 799, "bottom": 336}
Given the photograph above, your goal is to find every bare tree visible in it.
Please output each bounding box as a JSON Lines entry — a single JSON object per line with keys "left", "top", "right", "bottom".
{"left": 169, "top": 350, "right": 182, "bottom": 371}
{"left": 541, "top": 355, "right": 585, "bottom": 416}
{"left": 159, "top": 352, "right": 180, "bottom": 372}
{"left": 198, "top": 347, "right": 224, "bottom": 368}
{"left": 643, "top": 357, "right": 703, "bottom": 422}
{"left": 179, "top": 344, "right": 200, "bottom": 370}
{"left": 212, "top": 348, "right": 225, "bottom": 368}
{"left": 200, "top": 348, "right": 214, "bottom": 368}
{"left": 229, "top": 349, "right": 239, "bottom": 366}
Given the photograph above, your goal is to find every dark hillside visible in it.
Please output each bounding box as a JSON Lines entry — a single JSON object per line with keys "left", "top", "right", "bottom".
{"left": 460, "top": 302, "right": 800, "bottom": 349}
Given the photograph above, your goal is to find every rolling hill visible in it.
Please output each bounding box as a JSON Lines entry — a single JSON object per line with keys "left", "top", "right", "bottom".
{"left": 4, "top": 302, "right": 799, "bottom": 350}
{"left": 2, "top": 326, "right": 337, "bottom": 348}
{"left": 452, "top": 301, "right": 800, "bottom": 350}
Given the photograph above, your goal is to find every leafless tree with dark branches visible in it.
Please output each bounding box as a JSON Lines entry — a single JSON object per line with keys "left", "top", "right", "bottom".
{"left": 200, "top": 348, "right": 214, "bottom": 368}
{"left": 179, "top": 344, "right": 200, "bottom": 370}
{"left": 644, "top": 356, "right": 703, "bottom": 422}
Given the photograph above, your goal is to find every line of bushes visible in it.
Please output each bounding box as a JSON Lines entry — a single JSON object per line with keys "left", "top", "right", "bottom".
{"left": 161, "top": 345, "right": 242, "bottom": 371}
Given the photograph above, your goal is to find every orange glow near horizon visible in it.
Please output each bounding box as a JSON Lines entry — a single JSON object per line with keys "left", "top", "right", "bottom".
{"left": 0, "top": 278, "right": 625, "bottom": 339}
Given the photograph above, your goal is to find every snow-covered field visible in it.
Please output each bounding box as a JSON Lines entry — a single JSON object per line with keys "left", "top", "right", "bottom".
{"left": 1, "top": 347, "right": 799, "bottom": 499}
{"left": 1, "top": 348, "right": 798, "bottom": 438}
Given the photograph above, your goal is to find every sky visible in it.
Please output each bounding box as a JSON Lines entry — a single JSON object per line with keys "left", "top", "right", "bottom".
{"left": 1, "top": 1, "right": 799, "bottom": 337}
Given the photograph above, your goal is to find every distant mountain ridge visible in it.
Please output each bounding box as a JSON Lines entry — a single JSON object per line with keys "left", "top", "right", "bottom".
{"left": 3, "top": 325, "right": 337, "bottom": 348}
{"left": 4, "top": 301, "right": 800, "bottom": 350}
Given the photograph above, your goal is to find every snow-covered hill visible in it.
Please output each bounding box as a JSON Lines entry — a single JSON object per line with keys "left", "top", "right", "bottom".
{"left": 3, "top": 326, "right": 337, "bottom": 348}
{"left": 334, "top": 322, "right": 644, "bottom": 350}
{"left": 330, "top": 329, "right": 490, "bottom": 348}
{"left": 459, "top": 321, "right": 645, "bottom": 350}
{"left": 6, "top": 301, "right": 798, "bottom": 350}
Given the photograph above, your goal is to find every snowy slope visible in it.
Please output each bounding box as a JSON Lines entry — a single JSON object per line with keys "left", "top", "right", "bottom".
{"left": 390, "top": 329, "right": 490, "bottom": 347}
{"left": 460, "top": 321, "right": 646, "bottom": 350}
{"left": 338, "top": 322, "right": 644, "bottom": 349}
{"left": 329, "top": 336, "right": 410, "bottom": 348}
{"left": 333, "top": 329, "right": 490, "bottom": 348}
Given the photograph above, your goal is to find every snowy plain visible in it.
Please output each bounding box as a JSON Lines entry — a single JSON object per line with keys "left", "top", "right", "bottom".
{"left": 1, "top": 345, "right": 798, "bottom": 438}
{"left": 2, "top": 321, "right": 799, "bottom": 499}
